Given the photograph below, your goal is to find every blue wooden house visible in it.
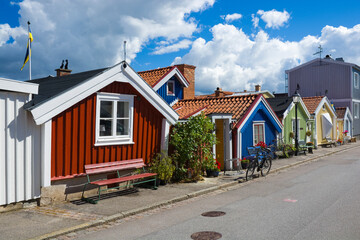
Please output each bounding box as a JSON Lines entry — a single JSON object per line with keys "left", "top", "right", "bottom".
{"left": 173, "top": 93, "right": 283, "bottom": 169}
{"left": 138, "top": 64, "right": 195, "bottom": 105}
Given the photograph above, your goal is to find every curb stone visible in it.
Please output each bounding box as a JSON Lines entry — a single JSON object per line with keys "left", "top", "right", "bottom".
{"left": 33, "top": 144, "right": 360, "bottom": 240}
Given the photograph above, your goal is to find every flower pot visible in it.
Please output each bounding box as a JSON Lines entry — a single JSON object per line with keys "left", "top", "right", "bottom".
{"left": 206, "top": 170, "right": 219, "bottom": 177}
{"left": 241, "top": 161, "right": 249, "bottom": 169}
{"left": 159, "top": 179, "right": 167, "bottom": 185}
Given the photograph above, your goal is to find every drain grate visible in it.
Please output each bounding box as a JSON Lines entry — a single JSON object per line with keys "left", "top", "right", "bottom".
{"left": 201, "top": 211, "right": 226, "bottom": 217}
{"left": 191, "top": 231, "right": 222, "bottom": 240}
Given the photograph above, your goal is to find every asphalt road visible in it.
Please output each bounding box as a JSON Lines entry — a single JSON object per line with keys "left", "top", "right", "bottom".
{"left": 73, "top": 147, "right": 360, "bottom": 240}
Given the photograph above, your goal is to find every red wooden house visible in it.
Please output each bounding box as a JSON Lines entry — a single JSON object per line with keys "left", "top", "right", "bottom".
{"left": 25, "top": 62, "right": 178, "bottom": 198}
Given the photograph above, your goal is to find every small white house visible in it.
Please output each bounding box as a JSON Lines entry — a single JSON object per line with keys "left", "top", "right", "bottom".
{"left": 0, "top": 77, "right": 41, "bottom": 205}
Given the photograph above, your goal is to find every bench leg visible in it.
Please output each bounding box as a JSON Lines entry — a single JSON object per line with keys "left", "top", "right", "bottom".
{"left": 153, "top": 177, "right": 158, "bottom": 190}
{"left": 81, "top": 183, "right": 88, "bottom": 199}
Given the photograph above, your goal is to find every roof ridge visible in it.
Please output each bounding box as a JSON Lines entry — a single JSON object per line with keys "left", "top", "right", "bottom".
{"left": 137, "top": 66, "right": 173, "bottom": 74}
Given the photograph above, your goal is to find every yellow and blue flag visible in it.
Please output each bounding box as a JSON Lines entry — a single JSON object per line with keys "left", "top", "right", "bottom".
{"left": 20, "top": 26, "right": 33, "bottom": 71}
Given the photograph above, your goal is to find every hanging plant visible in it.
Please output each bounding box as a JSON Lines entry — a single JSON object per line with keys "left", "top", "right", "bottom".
{"left": 289, "top": 132, "right": 294, "bottom": 139}
{"left": 306, "top": 130, "right": 312, "bottom": 136}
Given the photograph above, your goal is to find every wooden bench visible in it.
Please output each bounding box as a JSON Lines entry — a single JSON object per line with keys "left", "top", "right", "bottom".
{"left": 81, "top": 159, "right": 157, "bottom": 204}
{"left": 297, "top": 140, "right": 308, "bottom": 155}
{"left": 321, "top": 137, "right": 336, "bottom": 148}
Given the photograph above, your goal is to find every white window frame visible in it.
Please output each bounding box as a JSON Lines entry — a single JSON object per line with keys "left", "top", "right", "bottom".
{"left": 354, "top": 72, "right": 359, "bottom": 89}
{"left": 292, "top": 118, "right": 301, "bottom": 140}
{"left": 95, "top": 92, "right": 135, "bottom": 146}
{"left": 252, "top": 121, "right": 265, "bottom": 146}
{"left": 354, "top": 102, "right": 359, "bottom": 119}
{"left": 167, "top": 80, "right": 175, "bottom": 96}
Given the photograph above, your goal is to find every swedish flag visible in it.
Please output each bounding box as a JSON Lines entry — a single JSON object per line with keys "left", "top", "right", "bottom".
{"left": 21, "top": 25, "right": 33, "bottom": 71}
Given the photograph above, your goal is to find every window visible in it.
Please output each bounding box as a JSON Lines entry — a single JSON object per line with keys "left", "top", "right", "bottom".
{"left": 292, "top": 119, "right": 301, "bottom": 140}
{"left": 95, "top": 93, "right": 134, "bottom": 146}
{"left": 354, "top": 72, "right": 359, "bottom": 89}
{"left": 253, "top": 122, "right": 265, "bottom": 145}
{"left": 167, "top": 80, "right": 175, "bottom": 96}
{"left": 354, "top": 102, "right": 359, "bottom": 119}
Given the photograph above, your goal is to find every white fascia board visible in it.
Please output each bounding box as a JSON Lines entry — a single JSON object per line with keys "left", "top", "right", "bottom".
{"left": 29, "top": 65, "right": 122, "bottom": 125}
{"left": 314, "top": 97, "right": 336, "bottom": 116}
{"left": 237, "top": 96, "right": 283, "bottom": 132}
{"left": 122, "top": 64, "right": 179, "bottom": 125}
{"left": 261, "top": 96, "right": 283, "bottom": 130}
{"left": 345, "top": 107, "right": 353, "bottom": 122}
{"left": 282, "top": 102, "right": 294, "bottom": 120}
{"left": 153, "top": 67, "right": 189, "bottom": 91}
{"left": 0, "top": 78, "right": 38, "bottom": 94}
{"left": 299, "top": 99, "right": 311, "bottom": 119}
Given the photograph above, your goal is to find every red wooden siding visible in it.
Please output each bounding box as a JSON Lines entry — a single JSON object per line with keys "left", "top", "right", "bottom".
{"left": 51, "top": 82, "right": 163, "bottom": 178}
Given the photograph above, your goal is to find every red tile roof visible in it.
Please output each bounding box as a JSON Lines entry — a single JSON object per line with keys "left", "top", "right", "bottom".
{"left": 302, "top": 96, "right": 324, "bottom": 114}
{"left": 138, "top": 66, "right": 173, "bottom": 87}
{"left": 172, "top": 94, "right": 258, "bottom": 122}
{"left": 194, "top": 91, "right": 234, "bottom": 99}
{"left": 335, "top": 107, "right": 346, "bottom": 119}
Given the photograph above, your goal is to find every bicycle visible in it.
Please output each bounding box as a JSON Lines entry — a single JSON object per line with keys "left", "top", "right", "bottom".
{"left": 245, "top": 146, "right": 273, "bottom": 181}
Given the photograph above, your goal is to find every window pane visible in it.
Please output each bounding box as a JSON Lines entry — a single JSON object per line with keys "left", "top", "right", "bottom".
{"left": 168, "top": 82, "right": 174, "bottom": 94}
{"left": 117, "top": 102, "right": 129, "bottom": 118}
{"left": 116, "top": 119, "right": 129, "bottom": 135}
{"left": 99, "top": 119, "right": 112, "bottom": 136}
{"left": 100, "top": 101, "right": 113, "bottom": 118}
{"left": 259, "top": 125, "right": 264, "bottom": 142}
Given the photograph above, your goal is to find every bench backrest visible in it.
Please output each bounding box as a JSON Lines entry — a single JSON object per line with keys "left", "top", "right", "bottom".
{"left": 85, "top": 159, "right": 145, "bottom": 175}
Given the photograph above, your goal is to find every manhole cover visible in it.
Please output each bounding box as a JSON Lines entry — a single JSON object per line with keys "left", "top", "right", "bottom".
{"left": 191, "top": 231, "right": 222, "bottom": 240}
{"left": 201, "top": 211, "right": 226, "bottom": 217}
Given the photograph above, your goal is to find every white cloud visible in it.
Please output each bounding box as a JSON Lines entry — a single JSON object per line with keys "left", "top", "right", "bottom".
{"left": 251, "top": 14, "right": 259, "bottom": 29}
{"left": 152, "top": 39, "right": 192, "bottom": 55}
{"left": 257, "top": 9, "right": 290, "bottom": 29}
{"left": 0, "top": 0, "right": 215, "bottom": 79}
{"left": 173, "top": 23, "right": 360, "bottom": 94}
{"left": 222, "top": 13, "right": 242, "bottom": 23}
{"left": 0, "top": 24, "right": 26, "bottom": 46}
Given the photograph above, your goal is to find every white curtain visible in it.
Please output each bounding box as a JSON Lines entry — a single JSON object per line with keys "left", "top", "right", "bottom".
{"left": 321, "top": 113, "right": 333, "bottom": 139}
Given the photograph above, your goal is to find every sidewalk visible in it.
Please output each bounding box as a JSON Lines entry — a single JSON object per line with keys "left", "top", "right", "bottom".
{"left": 1, "top": 142, "right": 359, "bottom": 240}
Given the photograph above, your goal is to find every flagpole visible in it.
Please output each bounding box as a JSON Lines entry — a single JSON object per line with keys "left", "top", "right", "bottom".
{"left": 28, "top": 21, "right": 31, "bottom": 80}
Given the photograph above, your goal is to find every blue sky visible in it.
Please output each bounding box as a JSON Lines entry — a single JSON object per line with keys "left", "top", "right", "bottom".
{"left": 1, "top": 0, "right": 360, "bottom": 94}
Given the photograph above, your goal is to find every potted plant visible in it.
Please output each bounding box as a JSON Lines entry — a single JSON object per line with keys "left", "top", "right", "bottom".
{"left": 203, "top": 157, "right": 220, "bottom": 177}
{"left": 255, "top": 141, "right": 267, "bottom": 149}
{"left": 241, "top": 158, "right": 250, "bottom": 169}
{"left": 337, "top": 139, "right": 343, "bottom": 146}
{"left": 149, "top": 151, "right": 176, "bottom": 185}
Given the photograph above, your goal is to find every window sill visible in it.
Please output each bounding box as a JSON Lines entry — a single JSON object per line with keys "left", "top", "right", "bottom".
{"left": 94, "top": 139, "right": 135, "bottom": 146}
{"left": 167, "top": 93, "right": 175, "bottom": 96}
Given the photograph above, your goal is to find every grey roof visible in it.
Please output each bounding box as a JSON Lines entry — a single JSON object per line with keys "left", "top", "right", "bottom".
{"left": 266, "top": 96, "right": 293, "bottom": 118}
{"left": 25, "top": 68, "right": 107, "bottom": 109}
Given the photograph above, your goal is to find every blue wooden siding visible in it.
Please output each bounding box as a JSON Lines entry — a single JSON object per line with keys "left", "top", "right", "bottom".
{"left": 240, "top": 101, "right": 282, "bottom": 158}
{"left": 156, "top": 76, "right": 183, "bottom": 104}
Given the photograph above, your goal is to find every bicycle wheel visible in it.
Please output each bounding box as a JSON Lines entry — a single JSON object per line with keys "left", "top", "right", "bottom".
{"left": 260, "top": 157, "right": 272, "bottom": 176}
{"left": 246, "top": 161, "right": 256, "bottom": 181}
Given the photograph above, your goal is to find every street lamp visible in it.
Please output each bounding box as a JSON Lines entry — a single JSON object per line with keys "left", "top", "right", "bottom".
{"left": 293, "top": 92, "right": 301, "bottom": 156}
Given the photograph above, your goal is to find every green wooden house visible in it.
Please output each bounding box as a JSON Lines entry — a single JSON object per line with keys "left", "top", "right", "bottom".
{"left": 267, "top": 94, "right": 311, "bottom": 145}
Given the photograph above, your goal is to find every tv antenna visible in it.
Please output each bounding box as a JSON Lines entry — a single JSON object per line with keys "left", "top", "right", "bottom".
{"left": 313, "top": 45, "right": 323, "bottom": 59}
{"left": 123, "top": 41, "right": 127, "bottom": 62}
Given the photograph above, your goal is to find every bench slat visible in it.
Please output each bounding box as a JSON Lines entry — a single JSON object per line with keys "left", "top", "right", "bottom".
{"left": 90, "top": 173, "right": 157, "bottom": 186}
{"left": 85, "top": 162, "right": 145, "bottom": 175}
{"left": 85, "top": 159, "right": 144, "bottom": 170}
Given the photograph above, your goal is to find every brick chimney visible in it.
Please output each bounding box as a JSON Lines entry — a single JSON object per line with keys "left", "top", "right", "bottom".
{"left": 55, "top": 59, "right": 72, "bottom": 77}
{"left": 255, "top": 84, "right": 261, "bottom": 92}
{"left": 215, "top": 87, "right": 224, "bottom": 97}
{"left": 175, "top": 64, "right": 196, "bottom": 99}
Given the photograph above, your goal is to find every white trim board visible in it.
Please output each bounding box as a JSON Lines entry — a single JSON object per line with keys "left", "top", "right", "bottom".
{"left": 153, "top": 67, "right": 189, "bottom": 91}
{"left": 0, "top": 77, "right": 38, "bottom": 94}
{"left": 28, "top": 62, "right": 179, "bottom": 125}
